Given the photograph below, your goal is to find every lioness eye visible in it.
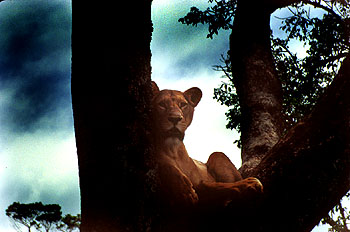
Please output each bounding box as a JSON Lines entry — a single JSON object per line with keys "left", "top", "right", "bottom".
{"left": 159, "top": 102, "right": 166, "bottom": 109}
{"left": 179, "top": 102, "right": 188, "bottom": 108}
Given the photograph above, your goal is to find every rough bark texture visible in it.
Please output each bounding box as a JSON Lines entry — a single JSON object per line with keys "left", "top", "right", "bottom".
{"left": 72, "top": 1, "right": 157, "bottom": 231}
{"left": 252, "top": 55, "right": 350, "bottom": 231}
{"left": 71, "top": 0, "right": 350, "bottom": 231}
{"left": 229, "top": 0, "right": 350, "bottom": 231}
{"left": 230, "top": 1, "right": 284, "bottom": 177}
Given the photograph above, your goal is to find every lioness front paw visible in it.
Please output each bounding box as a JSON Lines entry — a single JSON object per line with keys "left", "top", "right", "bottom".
{"left": 224, "top": 177, "right": 264, "bottom": 208}
{"left": 241, "top": 177, "right": 263, "bottom": 194}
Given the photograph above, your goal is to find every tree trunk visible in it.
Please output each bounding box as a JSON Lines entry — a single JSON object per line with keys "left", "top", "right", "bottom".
{"left": 71, "top": 0, "right": 350, "bottom": 231}
{"left": 252, "top": 55, "right": 350, "bottom": 231}
{"left": 230, "top": 1, "right": 284, "bottom": 177}
{"left": 72, "top": 1, "right": 157, "bottom": 231}
{"left": 230, "top": 0, "right": 350, "bottom": 230}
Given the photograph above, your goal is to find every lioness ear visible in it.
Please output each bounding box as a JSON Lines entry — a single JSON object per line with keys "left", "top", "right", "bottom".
{"left": 151, "top": 81, "right": 160, "bottom": 96}
{"left": 184, "top": 87, "right": 202, "bottom": 107}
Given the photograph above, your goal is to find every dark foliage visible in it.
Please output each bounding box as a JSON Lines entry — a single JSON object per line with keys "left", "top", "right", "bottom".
{"left": 6, "top": 202, "right": 61, "bottom": 231}
{"left": 5, "top": 202, "right": 80, "bottom": 232}
{"left": 180, "top": 0, "right": 350, "bottom": 230}
{"left": 181, "top": 1, "right": 349, "bottom": 144}
{"left": 179, "top": 0, "right": 237, "bottom": 39}
{"left": 57, "top": 214, "right": 81, "bottom": 232}
{"left": 321, "top": 193, "right": 350, "bottom": 232}
{"left": 273, "top": 2, "right": 350, "bottom": 127}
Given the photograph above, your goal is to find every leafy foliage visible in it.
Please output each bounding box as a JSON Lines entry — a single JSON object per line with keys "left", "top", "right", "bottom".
{"left": 6, "top": 202, "right": 45, "bottom": 232}
{"left": 212, "top": 53, "right": 242, "bottom": 147}
{"left": 6, "top": 202, "right": 80, "bottom": 232}
{"left": 180, "top": 0, "right": 350, "bottom": 230}
{"left": 273, "top": 2, "right": 350, "bottom": 126}
{"left": 179, "top": 0, "right": 237, "bottom": 39}
{"left": 36, "top": 204, "right": 62, "bottom": 232}
{"left": 321, "top": 192, "right": 350, "bottom": 232}
{"left": 181, "top": 1, "right": 349, "bottom": 140}
{"left": 57, "top": 214, "right": 81, "bottom": 232}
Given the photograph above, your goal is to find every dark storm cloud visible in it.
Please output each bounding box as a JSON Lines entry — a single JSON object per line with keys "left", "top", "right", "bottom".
{"left": 0, "top": 0, "right": 72, "bottom": 133}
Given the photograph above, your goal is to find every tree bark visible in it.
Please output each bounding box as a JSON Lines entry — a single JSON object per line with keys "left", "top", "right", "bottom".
{"left": 252, "top": 55, "right": 350, "bottom": 232}
{"left": 71, "top": 0, "right": 350, "bottom": 231}
{"left": 230, "top": 0, "right": 284, "bottom": 177}
{"left": 230, "top": 0, "right": 350, "bottom": 230}
{"left": 72, "top": 1, "right": 157, "bottom": 231}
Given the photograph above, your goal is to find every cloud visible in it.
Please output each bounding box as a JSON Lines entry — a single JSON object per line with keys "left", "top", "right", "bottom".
{"left": 0, "top": 1, "right": 75, "bottom": 230}
{"left": 0, "top": 1, "right": 236, "bottom": 231}
{"left": 0, "top": 0, "right": 72, "bottom": 134}
{"left": 151, "top": 0, "right": 241, "bottom": 166}
{"left": 0, "top": 131, "right": 80, "bottom": 230}
{"left": 1, "top": 130, "right": 79, "bottom": 199}
{"left": 151, "top": 0, "right": 230, "bottom": 79}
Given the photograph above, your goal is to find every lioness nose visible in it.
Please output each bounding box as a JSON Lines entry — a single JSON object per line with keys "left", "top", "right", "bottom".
{"left": 168, "top": 115, "right": 183, "bottom": 124}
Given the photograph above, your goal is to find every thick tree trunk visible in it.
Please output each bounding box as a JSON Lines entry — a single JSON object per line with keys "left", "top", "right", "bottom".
{"left": 230, "top": 1, "right": 284, "bottom": 177}
{"left": 71, "top": 0, "right": 350, "bottom": 231}
{"left": 72, "top": 1, "right": 157, "bottom": 231}
{"left": 230, "top": 0, "right": 350, "bottom": 230}
{"left": 253, "top": 55, "right": 350, "bottom": 231}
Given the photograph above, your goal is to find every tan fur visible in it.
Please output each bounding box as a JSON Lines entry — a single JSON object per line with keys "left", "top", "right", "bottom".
{"left": 151, "top": 81, "right": 263, "bottom": 209}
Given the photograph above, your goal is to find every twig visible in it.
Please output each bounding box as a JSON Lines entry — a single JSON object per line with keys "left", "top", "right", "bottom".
{"left": 302, "top": 0, "right": 342, "bottom": 19}
{"left": 337, "top": 202, "right": 350, "bottom": 231}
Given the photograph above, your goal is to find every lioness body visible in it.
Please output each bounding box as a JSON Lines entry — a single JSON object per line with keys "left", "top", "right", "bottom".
{"left": 158, "top": 137, "right": 214, "bottom": 185}
{"left": 151, "top": 82, "right": 262, "bottom": 209}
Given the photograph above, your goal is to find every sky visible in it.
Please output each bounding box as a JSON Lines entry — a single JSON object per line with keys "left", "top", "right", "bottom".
{"left": 0, "top": 0, "right": 76, "bottom": 231}
{"left": 0, "top": 0, "right": 333, "bottom": 231}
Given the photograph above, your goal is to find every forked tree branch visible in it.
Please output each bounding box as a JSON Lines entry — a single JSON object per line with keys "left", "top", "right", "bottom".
{"left": 252, "top": 54, "right": 350, "bottom": 231}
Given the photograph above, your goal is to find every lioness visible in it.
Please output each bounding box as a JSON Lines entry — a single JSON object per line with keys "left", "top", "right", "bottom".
{"left": 151, "top": 81, "right": 263, "bottom": 211}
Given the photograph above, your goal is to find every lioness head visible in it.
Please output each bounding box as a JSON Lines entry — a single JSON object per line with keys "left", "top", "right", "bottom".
{"left": 151, "top": 81, "right": 202, "bottom": 141}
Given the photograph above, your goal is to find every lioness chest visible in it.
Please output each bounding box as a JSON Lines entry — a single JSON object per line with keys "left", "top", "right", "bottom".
{"left": 159, "top": 138, "right": 215, "bottom": 187}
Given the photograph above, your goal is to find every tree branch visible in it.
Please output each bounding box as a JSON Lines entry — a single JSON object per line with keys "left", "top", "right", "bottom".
{"left": 323, "top": 215, "right": 340, "bottom": 230}
{"left": 302, "top": 0, "right": 343, "bottom": 19}
{"left": 257, "top": 0, "right": 348, "bottom": 13}
{"left": 338, "top": 202, "right": 350, "bottom": 231}
{"left": 252, "top": 54, "right": 350, "bottom": 231}
{"left": 321, "top": 52, "right": 349, "bottom": 65}
{"left": 213, "top": 64, "right": 234, "bottom": 82}
{"left": 278, "top": 41, "right": 300, "bottom": 67}
{"left": 231, "top": 0, "right": 285, "bottom": 176}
